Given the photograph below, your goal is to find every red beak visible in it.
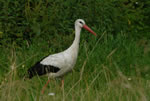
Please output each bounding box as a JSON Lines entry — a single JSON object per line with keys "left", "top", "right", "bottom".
{"left": 83, "top": 24, "right": 97, "bottom": 36}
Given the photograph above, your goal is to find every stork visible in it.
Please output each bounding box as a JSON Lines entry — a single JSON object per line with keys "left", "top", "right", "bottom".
{"left": 27, "top": 19, "right": 97, "bottom": 94}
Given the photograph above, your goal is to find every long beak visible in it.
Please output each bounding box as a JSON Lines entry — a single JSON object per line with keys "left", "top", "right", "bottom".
{"left": 83, "top": 24, "right": 97, "bottom": 36}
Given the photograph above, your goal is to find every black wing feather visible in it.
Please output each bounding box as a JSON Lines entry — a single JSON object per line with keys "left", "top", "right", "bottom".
{"left": 27, "top": 61, "right": 60, "bottom": 79}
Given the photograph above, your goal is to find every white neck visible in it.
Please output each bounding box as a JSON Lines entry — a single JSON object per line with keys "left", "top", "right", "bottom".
{"left": 72, "top": 25, "right": 81, "bottom": 48}
{"left": 74, "top": 25, "right": 81, "bottom": 45}
{"left": 67, "top": 25, "right": 81, "bottom": 52}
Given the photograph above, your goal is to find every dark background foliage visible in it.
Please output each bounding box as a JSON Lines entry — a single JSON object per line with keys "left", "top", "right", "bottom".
{"left": 0, "top": 0, "right": 149, "bottom": 47}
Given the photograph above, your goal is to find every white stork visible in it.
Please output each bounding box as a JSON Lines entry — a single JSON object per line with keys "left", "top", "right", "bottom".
{"left": 27, "top": 19, "right": 97, "bottom": 94}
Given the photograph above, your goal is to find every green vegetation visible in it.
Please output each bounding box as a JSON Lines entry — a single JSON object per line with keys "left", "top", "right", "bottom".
{"left": 0, "top": 0, "right": 150, "bottom": 101}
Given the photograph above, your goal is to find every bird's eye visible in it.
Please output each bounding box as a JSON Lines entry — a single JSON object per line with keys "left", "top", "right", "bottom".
{"left": 79, "top": 21, "right": 83, "bottom": 24}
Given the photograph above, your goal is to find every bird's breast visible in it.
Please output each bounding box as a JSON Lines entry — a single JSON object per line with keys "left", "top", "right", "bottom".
{"left": 56, "top": 51, "right": 78, "bottom": 76}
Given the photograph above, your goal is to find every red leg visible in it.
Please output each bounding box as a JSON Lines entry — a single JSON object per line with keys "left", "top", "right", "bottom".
{"left": 61, "top": 79, "right": 65, "bottom": 100}
{"left": 61, "top": 79, "right": 64, "bottom": 88}
{"left": 41, "top": 79, "right": 50, "bottom": 94}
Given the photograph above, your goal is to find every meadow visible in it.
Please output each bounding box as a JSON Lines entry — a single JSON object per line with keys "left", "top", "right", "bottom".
{"left": 0, "top": 0, "right": 150, "bottom": 101}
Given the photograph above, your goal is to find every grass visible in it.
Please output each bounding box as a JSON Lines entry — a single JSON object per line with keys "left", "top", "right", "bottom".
{"left": 0, "top": 31, "right": 150, "bottom": 101}
{"left": 0, "top": 0, "right": 150, "bottom": 100}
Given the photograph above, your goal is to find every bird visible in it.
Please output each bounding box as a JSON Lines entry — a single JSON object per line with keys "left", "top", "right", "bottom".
{"left": 27, "top": 19, "right": 97, "bottom": 94}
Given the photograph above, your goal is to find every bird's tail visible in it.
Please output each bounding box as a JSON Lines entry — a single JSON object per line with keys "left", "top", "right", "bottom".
{"left": 23, "top": 69, "right": 34, "bottom": 80}
{"left": 23, "top": 73, "right": 30, "bottom": 81}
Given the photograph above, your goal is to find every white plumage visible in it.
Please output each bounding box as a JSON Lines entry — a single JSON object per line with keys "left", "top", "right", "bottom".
{"left": 40, "top": 47, "right": 78, "bottom": 78}
{"left": 27, "top": 19, "right": 96, "bottom": 94}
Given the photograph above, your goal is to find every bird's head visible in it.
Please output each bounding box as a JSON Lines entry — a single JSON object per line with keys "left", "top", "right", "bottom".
{"left": 75, "top": 19, "right": 85, "bottom": 28}
{"left": 75, "top": 19, "right": 97, "bottom": 36}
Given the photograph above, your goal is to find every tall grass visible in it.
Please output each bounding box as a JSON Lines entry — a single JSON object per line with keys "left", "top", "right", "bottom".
{"left": 0, "top": 0, "right": 150, "bottom": 100}
{"left": 0, "top": 31, "right": 150, "bottom": 101}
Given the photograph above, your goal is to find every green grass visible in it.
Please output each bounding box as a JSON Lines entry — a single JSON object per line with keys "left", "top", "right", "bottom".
{"left": 0, "top": 0, "right": 150, "bottom": 100}
{"left": 0, "top": 31, "right": 150, "bottom": 101}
